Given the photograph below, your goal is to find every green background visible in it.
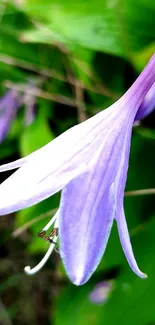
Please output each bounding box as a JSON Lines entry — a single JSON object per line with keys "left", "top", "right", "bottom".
{"left": 0, "top": 0, "right": 155, "bottom": 324}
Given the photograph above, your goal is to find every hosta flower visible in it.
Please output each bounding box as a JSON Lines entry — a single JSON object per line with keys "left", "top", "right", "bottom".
{"left": 0, "top": 55, "right": 155, "bottom": 285}
{"left": 0, "top": 90, "right": 21, "bottom": 143}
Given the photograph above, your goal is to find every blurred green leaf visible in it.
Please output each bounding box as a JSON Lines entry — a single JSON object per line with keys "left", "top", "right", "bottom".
{"left": 21, "top": 0, "right": 155, "bottom": 58}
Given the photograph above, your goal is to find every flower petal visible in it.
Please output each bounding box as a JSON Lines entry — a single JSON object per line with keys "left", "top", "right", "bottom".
{"left": 116, "top": 207, "right": 146, "bottom": 278}
{"left": 135, "top": 81, "right": 155, "bottom": 120}
{"left": 121, "top": 54, "right": 155, "bottom": 116}
{"left": 0, "top": 161, "right": 88, "bottom": 215}
{"left": 59, "top": 124, "right": 130, "bottom": 285}
{"left": 0, "top": 156, "right": 30, "bottom": 172}
{"left": 112, "top": 122, "right": 146, "bottom": 277}
{"left": 59, "top": 179, "right": 115, "bottom": 285}
{"left": 0, "top": 102, "right": 128, "bottom": 215}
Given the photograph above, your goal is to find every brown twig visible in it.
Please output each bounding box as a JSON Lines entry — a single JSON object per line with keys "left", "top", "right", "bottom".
{"left": 0, "top": 54, "right": 117, "bottom": 97}
{"left": 4, "top": 80, "right": 82, "bottom": 108}
{"left": 75, "top": 81, "right": 87, "bottom": 122}
{"left": 0, "top": 54, "right": 68, "bottom": 82}
{"left": 125, "top": 188, "right": 155, "bottom": 197}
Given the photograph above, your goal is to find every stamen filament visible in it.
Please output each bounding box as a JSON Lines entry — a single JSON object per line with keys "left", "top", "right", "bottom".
{"left": 24, "top": 236, "right": 58, "bottom": 275}
{"left": 43, "top": 212, "right": 58, "bottom": 231}
{"left": 24, "top": 212, "right": 59, "bottom": 275}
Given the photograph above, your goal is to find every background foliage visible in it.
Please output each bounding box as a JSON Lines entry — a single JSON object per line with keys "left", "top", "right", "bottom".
{"left": 0, "top": 0, "right": 155, "bottom": 324}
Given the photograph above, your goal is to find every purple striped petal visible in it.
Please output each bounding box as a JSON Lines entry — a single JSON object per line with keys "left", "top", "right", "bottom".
{"left": 122, "top": 54, "right": 155, "bottom": 114}
{"left": 116, "top": 206, "right": 146, "bottom": 278}
{"left": 0, "top": 101, "right": 131, "bottom": 215}
{"left": 113, "top": 121, "right": 146, "bottom": 277}
{"left": 135, "top": 81, "right": 155, "bottom": 120}
{"left": 59, "top": 179, "right": 115, "bottom": 285}
{"left": 59, "top": 124, "right": 130, "bottom": 285}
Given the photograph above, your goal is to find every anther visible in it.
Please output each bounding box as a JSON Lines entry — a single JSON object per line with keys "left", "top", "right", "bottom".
{"left": 24, "top": 212, "right": 59, "bottom": 275}
{"left": 48, "top": 227, "right": 59, "bottom": 244}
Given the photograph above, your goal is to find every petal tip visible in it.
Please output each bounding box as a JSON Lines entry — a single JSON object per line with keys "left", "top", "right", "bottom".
{"left": 68, "top": 265, "right": 88, "bottom": 286}
{"left": 141, "top": 272, "right": 148, "bottom": 279}
{"left": 131, "top": 267, "right": 148, "bottom": 280}
{"left": 72, "top": 278, "right": 87, "bottom": 286}
{"left": 135, "top": 270, "right": 147, "bottom": 279}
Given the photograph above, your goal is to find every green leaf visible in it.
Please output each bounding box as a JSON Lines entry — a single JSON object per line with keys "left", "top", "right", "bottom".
{"left": 22, "top": 0, "right": 155, "bottom": 58}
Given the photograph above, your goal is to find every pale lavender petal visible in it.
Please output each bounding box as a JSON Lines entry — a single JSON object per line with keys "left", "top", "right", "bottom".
{"left": 59, "top": 180, "right": 115, "bottom": 285}
{"left": 59, "top": 125, "right": 130, "bottom": 285}
{"left": 0, "top": 143, "right": 52, "bottom": 172}
{"left": 0, "top": 105, "right": 115, "bottom": 175}
{"left": 89, "top": 281, "right": 113, "bottom": 304}
{"left": 135, "top": 81, "right": 155, "bottom": 120}
{"left": 0, "top": 156, "right": 30, "bottom": 172}
{"left": 0, "top": 161, "right": 88, "bottom": 215}
{"left": 113, "top": 124, "right": 146, "bottom": 277}
{"left": 0, "top": 103, "right": 128, "bottom": 215}
{"left": 119, "top": 54, "right": 155, "bottom": 120}
{"left": 0, "top": 90, "right": 21, "bottom": 143}
{"left": 116, "top": 207, "right": 146, "bottom": 278}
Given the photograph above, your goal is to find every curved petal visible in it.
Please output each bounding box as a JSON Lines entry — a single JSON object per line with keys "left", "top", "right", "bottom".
{"left": 59, "top": 125, "right": 130, "bottom": 285}
{"left": 135, "top": 81, "right": 155, "bottom": 120}
{"left": 0, "top": 106, "right": 113, "bottom": 174}
{"left": 116, "top": 207, "right": 146, "bottom": 278}
{"left": 121, "top": 54, "right": 155, "bottom": 117}
{"left": 0, "top": 162, "right": 88, "bottom": 215}
{"left": 0, "top": 156, "right": 30, "bottom": 172}
{"left": 113, "top": 125, "right": 146, "bottom": 277}
{"left": 59, "top": 178, "right": 115, "bottom": 285}
{"left": 0, "top": 106, "right": 128, "bottom": 215}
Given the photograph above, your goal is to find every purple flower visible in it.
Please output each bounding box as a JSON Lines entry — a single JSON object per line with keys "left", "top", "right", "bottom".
{"left": 0, "top": 90, "right": 21, "bottom": 143}
{"left": 135, "top": 81, "right": 155, "bottom": 120}
{"left": 89, "top": 281, "right": 114, "bottom": 304}
{"left": 0, "top": 55, "right": 155, "bottom": 285}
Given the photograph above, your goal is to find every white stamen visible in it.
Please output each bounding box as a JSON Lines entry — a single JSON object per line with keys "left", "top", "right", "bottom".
{"left": 43, "top": 212, "right": 58, "bottom": 231}
{"left": 24, "top": 213, "right": 59, "bottom": 275}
